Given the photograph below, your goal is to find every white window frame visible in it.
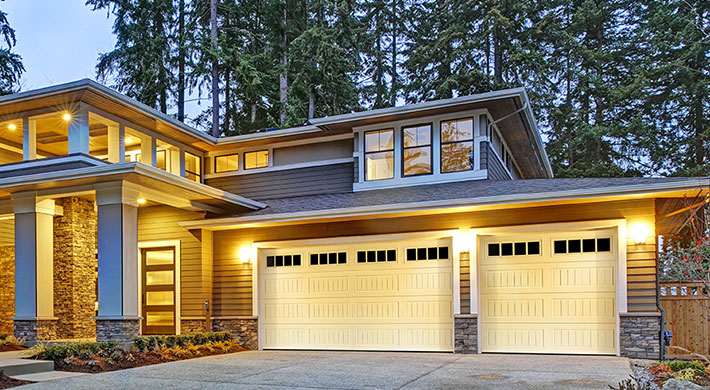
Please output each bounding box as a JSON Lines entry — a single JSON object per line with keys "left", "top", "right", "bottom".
{"left": 354, "top": 109, "right": 489, "bottom": 191}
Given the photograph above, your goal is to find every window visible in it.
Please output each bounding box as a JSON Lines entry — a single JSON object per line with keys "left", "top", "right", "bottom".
{"left": 441, "top": 118, "right": 474, "bottom": 173}
{"left": 185, "top": 152, "right": 201, "bottom": 182}
{"left": 357, "top": 249, "right": 396, "bottom": 263}
{"left": 310, "top": 252, "right": 347, "bottom": 265}
{"left": 364, "top": 129, "right": 394, "bottom": 181}
{"left": 402, "top": 124, "right": 432, "bottom": 176}
{"left": 488, "top": 241, "right": 541, "bottom": 257}
{"left": 215, "top": 154, "right": 238, "bottom": 173}
{"left": 245, "top": 150, "right": 269, "bottom": 169}
{"left": 156, "top": 150, "right": 167, "bottom": 171}
{"left": 406, "top": 246, "right": 449, "bottom": 261}
{"left": 266, "top": 254, "right": 302, "bottom": 267}
{"left": 553, "top": 238, "right": 612, "bottom": 254}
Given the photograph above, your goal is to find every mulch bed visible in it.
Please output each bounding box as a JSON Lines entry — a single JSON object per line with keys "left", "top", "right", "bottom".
{"left": 0, "top": 376, "right": 32, "bottom": 389}
{"left": 0, "top": 345, "right": 25, "bottom": 353}
{"left": 48, "top": 345, "right": 247, "bottom": 373}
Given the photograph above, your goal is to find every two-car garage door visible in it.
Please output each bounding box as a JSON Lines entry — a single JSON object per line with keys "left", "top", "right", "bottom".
{"left": 260, "top": 239, "right": 453, "bottom": 351}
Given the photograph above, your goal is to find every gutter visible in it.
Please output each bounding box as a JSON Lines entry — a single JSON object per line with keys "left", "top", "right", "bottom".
{"left": 179, "top": 178, "right": 710, "bottom": 229}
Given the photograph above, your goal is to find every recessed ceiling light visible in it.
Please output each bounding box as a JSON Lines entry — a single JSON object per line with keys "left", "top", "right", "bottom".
{"left": 8, "top": 124, "right": 16, "bottom": 130}
{"left": 137, "top": 198, "right": 146, "bottom": 205}
{"left": 63, "top": 113, "right": 71, "bottom": 121}
{"left": 125, "top": 137, "right": 133, "bottom": 144}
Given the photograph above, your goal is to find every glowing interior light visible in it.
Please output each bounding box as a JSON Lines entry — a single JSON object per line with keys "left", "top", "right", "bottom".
{"left": 63, "top": 113, "right": 71, "bottom": 121}
{"left": 8, "top": 124, "right": 16, "bottom": 130}
{"left": 137, "top": 198, "right": 147, "bottom": 205}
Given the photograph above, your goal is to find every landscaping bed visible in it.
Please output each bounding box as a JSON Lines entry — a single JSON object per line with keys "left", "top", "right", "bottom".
{"left": 640, "top": 360, "right": 710, "bottom": 389}
{"left": 0, "top": 335, "right": 26, "bottom": 353}
{"left": 0, "top": 372, "right": 31, "bottom": 389}
{"left": 26, "top": 332, "right": 246, "bottom": 373}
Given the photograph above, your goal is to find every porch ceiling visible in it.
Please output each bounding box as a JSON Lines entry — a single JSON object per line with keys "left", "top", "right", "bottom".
{"left": 0, "top": 161, "right": 264, "bottom": 214}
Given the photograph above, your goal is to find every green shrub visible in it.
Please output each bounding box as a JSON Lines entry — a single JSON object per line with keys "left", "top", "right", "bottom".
{"left": 133, "top": 332, "right": 231, "bottom": 352}
{"left": 668, "top": 360, "right": 705, "bottom": 376}
{"left": 0, "top": 334, "right": 8, "bottom": 341}
{"left": 32, "top": 342, "right": 119, "bottom": 361}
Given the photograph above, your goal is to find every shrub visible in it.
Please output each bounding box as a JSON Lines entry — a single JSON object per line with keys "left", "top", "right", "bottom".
{"left": 668, "top": 361, "right": 705, "bottom": 376}
{"left": 133, "top": 332, "right": 231, "bottom": 352}
{"left": 0, "top": 334, "right": 8, "bottom": 341}
{"left": 29, "top": 342, "right": 119, "bottom": 361}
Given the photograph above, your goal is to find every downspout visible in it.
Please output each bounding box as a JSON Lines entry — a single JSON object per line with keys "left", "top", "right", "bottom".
{"left": 656, "top": 268, "right": 666, "bottom": 361}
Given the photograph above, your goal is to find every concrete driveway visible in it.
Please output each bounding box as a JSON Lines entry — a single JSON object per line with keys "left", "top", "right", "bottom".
{"left": 18, "top": 350, "right": 633, "bottom": 390}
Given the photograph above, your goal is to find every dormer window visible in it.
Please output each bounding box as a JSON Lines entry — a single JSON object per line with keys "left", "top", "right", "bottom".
{"left": 402, "top": 124, "right": 432, "bottom": 176}
{"left": 364, "top": 129, "right": 394, "bottom": 181}
{"left": 244, "top": 150, "right": 269, "bottom": 169}
{"left": 440, "top": 118, "right": 474, "bottom": 173}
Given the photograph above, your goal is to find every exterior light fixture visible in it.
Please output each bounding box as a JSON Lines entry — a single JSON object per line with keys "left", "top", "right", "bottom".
{"left": 455, "top": 229, "right": 471, "bottom": 252}
{"left": 8, "top": 124, "right": 16, "bottom": 130}
{"left": 137, "top": 198, "right": 147, "bottom": 205}
{"left": 239, "top": 246, "right": 251, "bottom": 264}
{"left": 125, "top": 137, "right": 133, "bottom": 144}
{"left": 63, "top": 113, "right": 71, "bottom": 121}
{"left": 630, "top": 222, "right": 649, "bottom": 244}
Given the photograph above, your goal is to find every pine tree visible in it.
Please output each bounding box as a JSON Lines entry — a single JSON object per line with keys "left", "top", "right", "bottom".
{"left": 87, "top": 0, "right": 175, "bottom": 113}
{"left": 0, "top": 1, "right": 24, "bottom": 95}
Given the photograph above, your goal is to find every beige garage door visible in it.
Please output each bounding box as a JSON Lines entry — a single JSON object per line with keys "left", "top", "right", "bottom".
{"left": 480, "top": 230, "right": 617, "bottom": 355}
{"left": 260, "top": 238, "right": 453, "bottom": 351}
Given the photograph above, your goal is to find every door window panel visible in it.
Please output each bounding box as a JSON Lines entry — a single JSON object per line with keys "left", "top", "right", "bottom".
{"left": 146, "top": 270, "right": 174, "bottom": 286}
{"left": 146, "top": 312, "right": 174, "bottom": 326}
{"left": 145, "top": 250, "right": 174, "bottom": 266}
{"left": 146, "top": 291, "right": 174, "bottom": 306}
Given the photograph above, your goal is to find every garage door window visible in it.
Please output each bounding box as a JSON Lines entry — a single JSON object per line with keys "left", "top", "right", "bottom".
{"left": 487, "top": 241, "right": 540, "bottom": 257}
{"left": 406, "top": 246, "right": 449, "bottom": 261}
{"left": 357, "top": 249, "right": 396, "bottom": 263}
{"left": 553, "top": 238, "right": 611, "bottom": 254}
{"left": 266, "top": 254, "right": 302, "bottom": 267}
{"left": 310, "top": 252, "right": 347, "bottom": 265}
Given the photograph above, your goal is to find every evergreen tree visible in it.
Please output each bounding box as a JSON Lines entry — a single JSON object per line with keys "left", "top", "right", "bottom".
{"left": 87, "top": 0, "right": 176, "bottom": 113}
{"left": 0, "top": 1, "right": 24, "bottom": 95}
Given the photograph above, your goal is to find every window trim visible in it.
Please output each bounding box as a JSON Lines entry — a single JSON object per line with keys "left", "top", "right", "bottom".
{"left": 364, "top": 128, "right": 395, "bottom": 181}
{"left": 401, "top": 122, "right": 433, "bottom": 177}
{"left": 184, "top": 151, "right": 202, "bottom": 182}
{"left": 440, "top": 116, "right": 475, "bottom": 174}
{"left": 214, "top": 153, "right": 239, "bottom": 173}
{"left": 244, "top": 149, "right": 270, "bottom": 170}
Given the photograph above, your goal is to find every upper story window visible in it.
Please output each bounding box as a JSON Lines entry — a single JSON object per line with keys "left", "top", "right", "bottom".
{"left": 440, "top": 118, "right": 474, "bottom": 173}
{"left": 402, "top": 124, "right": 432, "bottom": 176}
{"left": 185, "top": 152, "right": 202, "bottom": 182}
{"left": 215, "top": 153, "right": 238, "bottom": 173}
{"left": 365, "top": 128, "right": 394, "bottom": 181}
{"left": 245, "top": 150, "right": 269, "bottom": 169}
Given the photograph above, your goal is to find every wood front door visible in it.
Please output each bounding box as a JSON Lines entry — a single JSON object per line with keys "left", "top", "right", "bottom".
{"left": 141, "top": 247, "right": 177, "bottom": 335}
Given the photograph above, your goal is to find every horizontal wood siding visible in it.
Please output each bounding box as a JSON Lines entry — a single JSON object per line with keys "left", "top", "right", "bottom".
{"left": 205, "top": 162, "right": 354, "bottom": 200}
{"left": 0, "top": 219, "right": 13, "bottom": 246}
{"left": 138, "top": 206, "right": 206, "bottom": 317}
{"left": 460, "top": 251, "right": 471, "bottom": 314}
{"left": 0, "top": 148, "right": 21, "bottom": 165}
{"left": 212, "top": 198, "right": 659, "bottom": 315}
{"left": 485, "top": 142, "right": 510, "bottom": 180}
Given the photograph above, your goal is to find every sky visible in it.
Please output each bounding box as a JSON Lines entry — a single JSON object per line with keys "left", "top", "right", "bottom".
{"left": 3, "top": 0, "right": 204, "bottom": 127}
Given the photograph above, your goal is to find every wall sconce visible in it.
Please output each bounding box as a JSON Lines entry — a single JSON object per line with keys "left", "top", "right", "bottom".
{"left": 455, "top": 228, "right": 471, "bottom": 253}
{"left": 239, "top": 246, "right": 252, "bottom": 264}
{"left": 630, "top": 222, "right": 649, "bottom": 244}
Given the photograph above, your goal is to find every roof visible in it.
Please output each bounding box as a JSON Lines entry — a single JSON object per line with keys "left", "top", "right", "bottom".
{"left": 179, "top": 176, "right": 710, "bottom": 229}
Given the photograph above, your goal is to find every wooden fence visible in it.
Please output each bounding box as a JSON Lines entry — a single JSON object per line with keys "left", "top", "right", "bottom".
{"left": 660, "top": 282, "right": 710, "bottom": 359}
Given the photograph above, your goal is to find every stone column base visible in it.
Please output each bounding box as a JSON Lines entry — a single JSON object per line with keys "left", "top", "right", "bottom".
{"left": 620, "top": 313, "right": 661, "bottom": 359}
{"left": 95, "top": 318, "right": 141, "bottom": 343}
{"left": 454, "top": 314, "right": 478, "bottom": 353}
{"left": 181, "top": 319, "right": 210, "bottom": 334}
{"left": 212, "top": 317, "right": 258, "bottom": 350}
{"left": 14, "top": 319, "right": 58, "bottom": 342}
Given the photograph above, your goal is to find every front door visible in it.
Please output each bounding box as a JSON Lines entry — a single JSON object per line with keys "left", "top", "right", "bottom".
{"left": 141, "top": 247, "right": 177, "bottom": 335}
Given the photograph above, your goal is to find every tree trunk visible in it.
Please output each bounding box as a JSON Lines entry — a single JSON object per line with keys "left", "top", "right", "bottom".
{"left": 279, "top": 2, "right": 288, "bottom": 127}
{"left": 224, "top": 70, "right": 231, "bottom": 135}
{"left": 308, "top": 88, "right": 315, "bottom": 120}
{"left": 390, "top": 0, "right": 397, "bottom": 106}
{"left": 251, "top": 103, "right": 257, "bottom": 124}
{"left": 493, "top": 21, "right": 503, "bottom": 84}
{"left": 210, "top": 0, "right": 220, "bottom": 138}
{"left": 177, "top": 0, "right": 185, "bottom": 122}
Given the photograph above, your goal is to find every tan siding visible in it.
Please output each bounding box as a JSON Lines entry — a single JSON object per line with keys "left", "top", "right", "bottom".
{"left": 0, "top": 219, "right": 13, "bottom": 246}
{"left": 138, "top": 206, "right": 206, "bottom": 317}
{"left": 212, "top": 198, "right": 659, "bottom": 315}
{"left": 459, "top": 251, "right": 471, "bottom": 314}
{"left": 0, "top": 148, "right": 21, "bottom": 165}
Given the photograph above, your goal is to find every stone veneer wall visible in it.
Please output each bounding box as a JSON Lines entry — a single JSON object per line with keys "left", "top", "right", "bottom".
{"left": 53, "top": 197, "right": 98, "bottom": 339}
{"left": 212, "top": 318, "right": 258, "bottom": 350}
{"left": 454, "top": 315, "right": 477, "bottom": 353}
{"left": 181, "top": 319, "right": 210, "bottom": 334}
{"left": 620, "top": 314, "right": 661, "bottom": 359}
{"left": 96, "top": 319, "right": 140, "bottom": 343}
{"left": 0, "top": 246, "right": 14, "bottom": 335}
{"left": 14, "top": 319, "right": 57, "bottom": 342}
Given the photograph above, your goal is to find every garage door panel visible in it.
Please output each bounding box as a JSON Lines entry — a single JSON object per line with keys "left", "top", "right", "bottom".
{"left": 264, "top": 278, "right": 307, "bottom": 296}
{"left": 308, "top": 276, "right": 350, "bottom": 295}
{"left": 403, "top": 272, "right": 452, "bottom": 292}
{"left": 480, "top": 230, "right": 617, "bottom": 355}
{"left": 401, "top": 299, "right": 452, "bottom": 320}
{"left": 355, "top": 274, "right": 399, "bottom": 293}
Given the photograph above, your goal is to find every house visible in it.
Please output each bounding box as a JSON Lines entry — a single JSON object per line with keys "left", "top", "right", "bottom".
{"left": 0, "top": 79, "right": 701, "bottom": 359}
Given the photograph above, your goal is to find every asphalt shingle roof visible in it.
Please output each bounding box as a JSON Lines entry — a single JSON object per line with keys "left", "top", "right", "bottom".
{"left": 243, "top": 177, "right": 707, "bottom": 217}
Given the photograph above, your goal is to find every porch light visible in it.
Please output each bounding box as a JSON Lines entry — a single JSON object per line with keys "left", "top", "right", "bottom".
{"left": 125, "top": 137, "right": 133, "bottom": 144}
{"left": 137, "top": 198, "right": 146, "bottom": 205}
{"left": 631, "top": 222, "right": 649, "bottom": 244}
{"left": 8, "top": 123, "right": 16, "bottom": 130}
{"left": 239, "top": 246, "right": 251, "bottom": 264}
{"left": 63, "top": 113, "right": 71, "bottom": 121}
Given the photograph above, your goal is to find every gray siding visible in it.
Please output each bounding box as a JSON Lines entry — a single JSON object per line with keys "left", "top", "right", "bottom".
{"left": 483, "top": 141, "right": 511, "bottom": 181}
{"left": 205, "top": 162, "right": 354, "bottom": 200}
{"left": 273, "top": 139, "right": 352, "bottom": 166}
